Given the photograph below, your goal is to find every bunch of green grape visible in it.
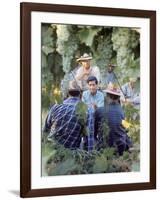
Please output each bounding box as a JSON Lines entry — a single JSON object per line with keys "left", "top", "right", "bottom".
{"left": 56, "top": 25, "right": 79, "bottom": 73}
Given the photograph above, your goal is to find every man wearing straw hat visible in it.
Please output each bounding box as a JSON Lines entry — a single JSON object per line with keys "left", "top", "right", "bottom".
{"left": 75, "top": 53, "right": 100, "bottom": 90}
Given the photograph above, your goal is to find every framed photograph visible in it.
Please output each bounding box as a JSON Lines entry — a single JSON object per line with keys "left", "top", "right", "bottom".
{"left": 20, "top": 2, "right": 156, "bottom": 198}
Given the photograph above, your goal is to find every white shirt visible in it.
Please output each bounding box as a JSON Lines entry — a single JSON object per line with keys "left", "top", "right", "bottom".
{"left": 75, "top": 66, "right": 100, "bottom": 90}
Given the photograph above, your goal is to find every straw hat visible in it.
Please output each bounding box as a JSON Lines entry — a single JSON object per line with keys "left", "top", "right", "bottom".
{"left": 106, "top": 88, "right": 121, "bottom": 96}
{"left": 76, "top": 53, "right": 92, "bottom": 62}
{"left": 105, "top": 83, "right": 121, "bottom": 96}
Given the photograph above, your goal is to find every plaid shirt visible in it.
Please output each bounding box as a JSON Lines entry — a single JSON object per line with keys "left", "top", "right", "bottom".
{"left": 44, "top": 97, "right": 82, "bottom": 149}
{"left": 44, "top": 97, "right": 96, "bottom": 151}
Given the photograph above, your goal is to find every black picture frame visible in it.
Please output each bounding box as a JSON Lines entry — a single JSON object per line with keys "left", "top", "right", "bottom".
{"left": 20, "top": 2, "right": 156, "bottom": 198}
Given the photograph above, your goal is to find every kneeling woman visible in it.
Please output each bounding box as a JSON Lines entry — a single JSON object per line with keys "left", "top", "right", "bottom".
{"left": 105, "top": 86, "right": 132, "bottom": 155}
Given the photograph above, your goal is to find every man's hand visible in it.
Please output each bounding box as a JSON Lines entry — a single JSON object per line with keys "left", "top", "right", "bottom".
{"left": 91, "top": 103, "right": 97, "bottom": 110}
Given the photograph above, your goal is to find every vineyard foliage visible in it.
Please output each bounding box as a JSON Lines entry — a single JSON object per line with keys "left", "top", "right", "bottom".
{"left": 41, "top": 24, "right": 140, "bottom": 108}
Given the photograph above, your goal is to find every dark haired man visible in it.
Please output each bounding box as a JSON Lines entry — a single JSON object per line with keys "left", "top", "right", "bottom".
{"left": 43, "top": 87, "right": 85, "bottom": 149}
{"left": 82, "top": 76, "right": 104, "bottom": 110}
{"left": 82, "top": 76, "right": 104, "bottom": 151}
{"left": 105, "top": 63, "right": 117, "bottom": 85}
